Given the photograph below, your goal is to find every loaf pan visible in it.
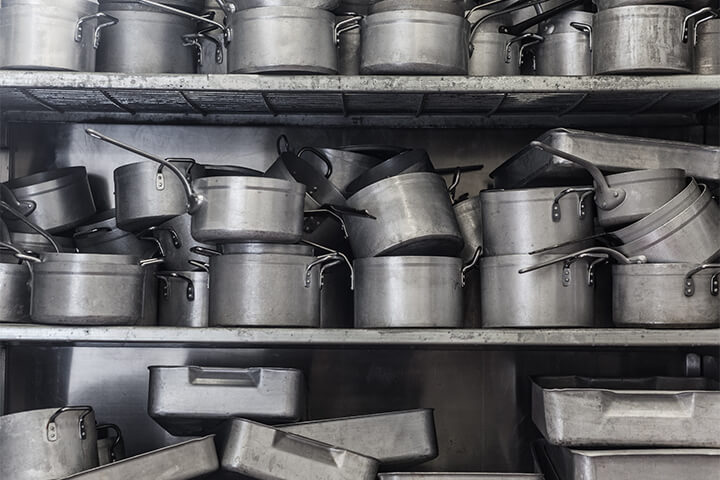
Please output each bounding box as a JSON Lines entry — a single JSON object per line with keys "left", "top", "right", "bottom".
{"left": 379, "top": 474, "right": 543, "bottom": 479}
{"left": 148, "top": 366, "right": 305, "bottom": 436}
{"left": 279, "top": 409, "right": 438, "bottom": 467}
{"left": 490, "top": 129, "right": 720, "bottom": 188}
{"left": 216, "top": 418, "right": 379, "bottom": 480}
{"left": 536, "top": 440, "right": 720, "bottom": 480}
{"left": 532, "top": 376, "right": 720, "bottom": 447}
{"left": 63, "top": 436, "right": 218, "bottom": 480}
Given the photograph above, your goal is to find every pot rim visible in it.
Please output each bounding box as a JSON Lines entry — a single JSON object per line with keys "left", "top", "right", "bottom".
{"left": 40, "top": 252, "right": 141, "bottom": 265}
{"left": 479, "top": 185, "right": 591, "bottom": 203}
{"left": 5, "top": 167, "right": 88, "bottom": 192}
{"left": 355, "top": 255, "right": 463, "bottom": 268}
{"left": 612, "top": 262, "right": 720, "bottom": 275}
{"left": 194, "top": 175, "right": 306, "bottom": 195}
{"left": 348, "top": 171, "right": 446, "bottom": 200}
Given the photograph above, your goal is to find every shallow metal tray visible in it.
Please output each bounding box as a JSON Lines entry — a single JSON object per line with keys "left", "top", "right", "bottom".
{"left": 148, "top": 366, "right": 305, "bottom": 436}
{"left": 379, "top": 474, "right": 543, "bottom": 479}
{"left": 537, "top": 441, "right": 720, "bottom": 480}
{"left": 532, "top": 376, "right": 720, "bottom": 447}
{"left": 216, "top": 419, "right": 379, "bottom": 480}
{"left": 279, "top": 409, "right": 438, "bottom": 467}
{"left": 62, "top": 436, "right": 219, "bottom": 480}
{"left": 490, "top": 129, "right": 720, "bottom": 188}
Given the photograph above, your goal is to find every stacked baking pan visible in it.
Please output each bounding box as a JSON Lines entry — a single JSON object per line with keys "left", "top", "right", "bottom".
{"left": 531, "top": 376, "right": 720, "bottom": 480}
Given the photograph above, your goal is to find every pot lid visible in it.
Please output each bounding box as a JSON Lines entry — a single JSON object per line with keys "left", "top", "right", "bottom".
{"left": 369, "top": 0, "right": 465, "bottom": 16}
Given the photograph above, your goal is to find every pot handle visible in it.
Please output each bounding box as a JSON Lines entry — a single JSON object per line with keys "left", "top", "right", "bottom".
{"left": 75, "top": 12, "right": 119, "bottom": 49}
{"left": 183, "top": 30, "right": 224, "bottom": 66}
{"left": 297, "top": 147, "right": 333, "bottom": 178}
{"left": 519, "top": 251, "right": 610, "bottom": 287}
{"left": 190, "top": 245, "right": 223, "bottom": 257}
{"left": 305, "top": 251, "right": 354, "bottom": 290}
{"left": 72, "top": 226, "right": 113, "bottom": 240}
{"left": 682, "top": 7, "right": 718, "bottom": 44}
{"left": 505, "top": 33, "right": 543, "bottom": 67}
{"left": 0, "top": 200, "right": 60, "bottom": 253}
{"left": 335, "top": 14, "right": 363, "bottom": 44}
{"left": 684, "top": 264, "right": 720, "bottom": 297}
{"left": 528, "top": 232, "right": 612, "bottom": 255}
{"left": 96, "top": 423, "right": 123, "bottom": 462}
{"left": 46, "top": 406, "right": 94, "bottom": 442}
{"left": 530, "top": 141, "right": 626, "bottom": 211}
{"left": 461, "top": 246, "right": 483, "bottom": 287}
{"left": 143, "top": 226, "right": 182, "bottom": 249}
{"left": 498, "top": 0, "right": 584, "bottom": 36}
{"left": 519, "top": 246, "right": 646, "bottom": 273}
{"left": 135, "top": 0, "right": 226, "bottom": 33}
{"left": 570, "top": 21, "right": 592, "bottom": 52}
{"left": 156, "top": 272, "right": 196, "bottom": 301}
{"left": 189, "top": 259, "right": 210, "bottom": 271}
{"left": 86, "top": 129, "right": 205, "bottom": 214}
{"left": 213, "top": 0, "right": 236, "bottom": 15}
{"left": 551, "top": 187, "right": 594, "bottom": 222}
{"left": 0, "top": 183, "right": 37, "bottom": 218}
{"left": 468, "top": 0, "right": 548, "bottom": 41}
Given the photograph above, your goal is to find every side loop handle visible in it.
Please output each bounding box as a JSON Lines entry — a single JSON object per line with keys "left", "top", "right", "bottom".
{"left": 683, "top": 264, "right": 720, "bottom": 297}
{"left": 461, "top": 246, "right": 483, "bottom": 287}
{"left": 73, "top": 227, "right": 113, "bottom": 239}
{"left": 298, "top": 147, "right": 333, "bottom": 179}
{"left": 190, "top": 245, "right": 222, "bottom": 257}
{"left": 551, "top": 187, "right": 594, "bottom": 223}
{"left": 304, "top": 252, "right": 354, "bottom": 290}
{"left": 75, "top": 12, "right": 119, "bottom": 49}
{"left": 505, "top": 33, "right": 543, "bottom": 66}
{"left": 570, "top": 21, "right": 592, "bottom": 52}
{"left": 335, "top": 14, "right": 363, "bottom": 44}
{"left": 519, "top": 247, "right": 646, "bottom": 275}
{"left": 681, "top": 7, "right": 718, "bottom": 44}
{"left": 188, "top": 259, "right": 210, "bottom": 271}
{"left": 96, "top": 423, "right": 123, "bottom": 462}
{"left": 46, "top": 406, "right": 94, "bottom": 442}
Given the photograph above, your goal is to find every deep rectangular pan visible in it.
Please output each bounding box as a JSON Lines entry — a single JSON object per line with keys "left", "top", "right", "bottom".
{"left": 532, "top": 376, "right": 720, "bottom": 447}
{"left": 490, "top": 129, "right": 720, "bottom": 189}
{"left": 279, "top": 409, "right": 438, "bottom": 467}
{"left": 537, "top": 440, "right": 720, "bottom": 480}
{"left": 148, "top": 366, "right": 305, "bottom": 436}
{"left": 216, "top": 419, "right": 379, "bottom": 480}
{"left": 62, "top": 436, "right": 219, "bottom": 480}
{"left": 379, "top": 474, "right": 544, "bottom": 479}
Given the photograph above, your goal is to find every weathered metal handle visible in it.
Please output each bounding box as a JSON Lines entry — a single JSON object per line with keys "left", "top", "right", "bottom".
{"left": 298, "top": 147, "right": 333, "bottom": 178}
{"left": 188, "top": 259, "right": 209, "bottom": 271}
{"left": 157, "top": 272, "right": 196, "bottom": 301}
{"left": 551, "top": 187, "right": 594, "bottom": 223}
{"left": 531, "top": 141, "right": 626, "bottom": 211}
{"left": 498, "top": 0, "right": 584, "bottom": 36}
{"left": 681, "top": 7, "right": 718, "bottom": 44}
{"left": 528, "top": 232, "right": 611, "bottom": 255}
{"left": 518, "top": 33, "right": 544, "bottom": 69}
{"left": 0, "top": 200, "right": 59, "bottom": 252}
{"left": 96, "top": 423, "right": 123, "bottom": 462}
{"left": 46, "top": 406, "right": 94, "bottom": 442}
{"left": 136, "top": 0, "right": 226, "bottom": 32}
{"left": 1, "top": 183, "right": 37, "bottom": 217}
{"left": 190, "top": 245, "right": 223, "bottom": 257}
{"left": 144, "top": 226, "right": 182, "bottom": 249}
{"left": 519, "top": 247, "right": 646, "bottom": 275}
{"left": 684, "top": 264, "right": 720, "bottom": 297}
{"left": 183, "top": 30, "right": 224, "bottom": 66}
{"left": 213, "top": 0, "right": 236, "bottom": 15}
{"left": 570, "top": 21, "right": 592, "bottom": 52}
{"left": 461, "top": 246, "right": 483, "bottom": 287}
{"left": 691, "top": 13, "right": 718, "bottom": 46}
{"left": 505, "top": 33, "right": 543, "bottom": 66}
{"left": 305, "top": 252, "right": 354, "bottom": 290}
{"left": 335, "top": 14, "right": 363, "bottom": 44}
{"left": 468, "top": 0, "right": 548, "bottom": 40}
{"left": 76, "top": 12, "right": 119, "bottom": 49}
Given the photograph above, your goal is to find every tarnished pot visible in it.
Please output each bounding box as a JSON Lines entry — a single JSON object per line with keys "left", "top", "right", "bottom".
{"left": 301, "top": 147, "right": 382, "bottom": 195}
{"left": 479, "top": 187, "right": 595, "bottom": 256}
{"left": 227, "top": 6, "right": 339, "bottom": 74}
{"left": 151, "top": 213, "right": 215, "bottom": 270}
{"left": 0, "top": 261, "right": 31, "bottom": 322}
{"left": 157, "top": 270, "right": 209, "bottom": 327}
{"left": 337, "top": 14, "right": 362, "bottom": 75}
{"left": 345, "top": 172, "right": 464, "bottom": 258}
{"left": 354, "top": 255, "right": 473, "bottom": 328}
{"left": 618, "top": 186, "right": 720, "bottom": 263}
{"left": 467, "top": 9, "right": 538, "bottom": 76}
{"left": 0, "top": 232, "right": 74, "bottom": 263}
{"left": 96, "top": 423, "right": 124, "bottom": 466}
{"left": 480, "top": 254, "right": 597, "bottom": 328}
{"left": 534, "top": 11, "right": 593, "bottom": 76}
{"left": 613, "top": 263, "right": 720, "bottom": 328}
{"left": 113, "top": 160, "right": 194, "bottom": 232}
{"left": 74, "top": 210, "right": 158, "bottom": 255}
{"left": 0, "top": 407, "right": 99, "bottom": 480}
{"left": 3, "top": 167, "right": 97, "bottom": 234}
{"left": 209, "top": 252, "right": 348, "bottom": 327}
{"left": 360, "top": 8, "right": 469, "bottom": 74}
{"left": 0, "top": 0, "right": 105, "bottom": 70}
{"left": 594, "top": 5, "right": 693, "bottom": 74}
{"left": 96, "top": 2, "right": 197, "bottom": 73}
{"left": 454, "top": 195, "right": 482, "bottom": 263}
{"left": 693, "top": 16, "right": 720, "bottom": 74}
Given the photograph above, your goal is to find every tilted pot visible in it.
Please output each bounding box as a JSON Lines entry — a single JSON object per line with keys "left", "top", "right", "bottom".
{"left": 157, "top": 269, "right": 209, "bottom": 327}
{"left": 96, "top": 423, "right": 125, "bottom": 466}
{"left": 0, "top": 231, "right": 74, "bottom": 263}
{"left": 453, "top": 194, "right": 483, "bottom": 263}
{"left": 301, "top": 147, "right": 383, "bottom": 196}
{"left": 74, "top": 209, "right": 158, "bottom": 255}
{"left": 361, "top": 2, "right": 470, "bottom": 74}
{"left": 344, "top": 149, "right": 432, "bottom": 197}
{"left": 345, "top": 172, "right": 464, "bottom": 258}
{"left": 0, "top": 406, "right": 99, "bottom": 480}
{"left": 0, "top": 244, "right": 32, "bottom": 323}
{"left": 149, "top": 214, "right": 215, "bottom": 270}
{"left": 684, "top": 7, "right": 720, "bottom": 74}
{"left": 2, "top": 167, "right": 97, "bottom": 234}
{"left": 0, "top": 0, "right": 115, "bottom": 70}
{"left": 533, "top": 10, "right": 593, "bottom": 75}
{"left": 226, "top": 6, "right": 342, "bottom": 73}
{"left": 594, "top": 5, "right": 693, "bottom": 74}
{"left": 354, "top": 251, "right": 480, "bottom": 328}
{"left": 613, "top": 262, "right": 720, "bottom": 328}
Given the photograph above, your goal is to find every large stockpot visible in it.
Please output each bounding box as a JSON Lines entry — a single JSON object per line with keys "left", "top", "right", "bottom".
{"left": 157, "top": 269, "right": 209, "bottom": 327}
{"left": 345, "top": 172, "right": 464, "bottom": 258}
{"left": 208, "top": 250, "right": 351, "bottom": 327}
{"left": 533, "top": 10, "right": 593, "bottom": 75}
{"left": 0, "top": 406, "right": 99, "bottom": 480}
{"left": 685, "top": 8, "right": 720, "bottom": 74}
{"left": 453, "top": 195, "right": 483, "bottom": 263}
{"left": 480, "top": 186, "right": 595, "bottom": 256}
{"left": 2, "top": 167, "right": 97, "bottom": 234}
{"left": 354, "top": 252, "right": 479, "bottom": 328}
{"left": 149, "top": 213, "right": 215, "bottom": 270}
{"left": 0, "top": 0, "right": 114, "bottom": 71}
{"left": 361, "top": 3, "right": 470, "bottom": 74}
{"left": 226, "top": 6, "right": 340, "bottom": 74}
{"left": 613, "top": 262, "right": 720, "bottom": 328}
{"left": 594, "top": 5, "right": 693, "bottom": 74}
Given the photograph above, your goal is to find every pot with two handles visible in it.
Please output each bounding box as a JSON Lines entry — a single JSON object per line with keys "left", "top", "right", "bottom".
{"left": 683, "top": 7, "right": 720, "bottom": 74}
{"left": 156, "top": 266, "right": 210, "bottom": 327}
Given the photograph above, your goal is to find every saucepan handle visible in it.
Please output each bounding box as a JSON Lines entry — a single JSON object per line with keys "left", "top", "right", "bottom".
{"left": 335, "top": 14, "right": 363, "bottom": 44}
{"left": 46, "top": 406, "right": 94, "bottom": 442}
{"left": 305, "top": 251, "right": 354, "bottom": 290}
{"left": 461, "top": 246, "right": 483, "bottom": 287}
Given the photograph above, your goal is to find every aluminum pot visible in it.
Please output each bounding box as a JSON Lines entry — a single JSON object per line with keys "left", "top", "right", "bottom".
{"left": 685, "top": 8, "right": 720, "bottom": 74}
{"left": 0, "top": 406, "right": 99, "bottom": 480}
{"left": 0, "top": 0, "right": 112, "bottom": 71}
{"left": 594, "top": 5, "right": 693, "bottom": 74}
{"left": 208, "top": 251, "right": 351, "bottom": 327}
{"left": 345, "top": 172, "right": 464, "bottom": 258}
{"left": 361, "top": 4, "right": 470, "bottom": 74}
{"left": 0, "top": 231, "right": 74, "bottom": 263}
{"left": 533, "top": 10, "right": 593, "bottom": 75}
{"left": 148, "top": 214, "right": 214, "bottom": 270}
{"left": 301, "top": 146, "right": 383, "bottom": 196}
{"left": 74, "top": 209, "right": 158, "bottom": 255}
{"left": 454, "top": 195, "right": 483, "bottom": 263}
{"left": 613, "top": 262, "right": 720, "bottom": 328}
{"left": 344, "top": 149, "right": 432, "bottom": 196}
{"left": 157, "top": 269, "right": 209, "bottom": 327}
{"left": 2, "top": 167, "right": 97, "bottom": 234}
{"left": 227, "top": 6, "right": 340, "bottom": 73}
{"left": 337, "top": 14, "right": 362, "bottom": 75}
{"left": 594, "top": 0, "right": 715, "bottom": 11}
{"left": 354, "top": 252, "right": 479, "bottom": 328}
{"left": 96, "top": 424, "right": 125, "bottom": 466}
{"left": 0, "top": 247, "right": 31, "bottom": 323}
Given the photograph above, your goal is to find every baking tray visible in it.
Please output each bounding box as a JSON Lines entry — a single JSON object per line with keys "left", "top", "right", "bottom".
{"left": 490, "top": 129, "right": 720, "bottom": 188}
{"left": 379, "top": 474, "right": 544, "bottom": 479}
{"left": 279, "top": 409, "right": 438, "bottom": 467}
{"left": 535, "top": 440, "right": 720, "bottom": 480}
{"left": 216, "top": 419, "right": 379, "bottom": 480}
{"left": 532, "top": 376, "right": 720, "bottom": 447}
{"left": 62, "top": 436, "right": 218, "bottom": 480}
{"left": 148, "top": 366, "right": 305, "bottom": 436}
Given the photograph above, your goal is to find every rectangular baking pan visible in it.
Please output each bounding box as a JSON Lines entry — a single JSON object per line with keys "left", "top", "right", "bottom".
{"left": 490, "top": 128, "right": 720, "bottom": 188}
{"left": 216, "top": 418, "right": 379, "bottom": 480}
{"left": 279, "top": 409, "right": 438, "bottom": 467}
{"left": 532, "top": 376, "right": 720, "bottom": 447}
{"left": 63, "top": 436, "right": 218, "bottom": 480}
{"left": 148, "top": 366, "right": 305, "bottom": 436}
{"left": 379, "top": 474, "right": 544, "bottom": 479}
{"left": 536, "top": 440, "right": 720, "bottom": 480}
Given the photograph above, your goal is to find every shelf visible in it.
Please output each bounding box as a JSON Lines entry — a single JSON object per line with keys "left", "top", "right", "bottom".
{"left": 1, "top": 72, "right": 718, "bottom": 128}
{"left": 0, "top": 325, "right": 717, "bottom": 349}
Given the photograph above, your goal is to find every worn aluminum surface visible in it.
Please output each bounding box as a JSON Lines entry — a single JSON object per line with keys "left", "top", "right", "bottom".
{"left": 454, "top": 195, "right": 483, "bottom": 263}
{"left": 230, "top": 0, "right": 341, "bottom": 9}
{"left": 216, "top": 419, "right": 379, "bottom": 480}
{"left": 490, "top": 129, "right": 720, "bottom": 189}
{"left": 64, "top": 436, "right": 218, "bottom": 479}
{"left": 694, "top": 18, "right": 720, "bottom": 74}
{"left": 151, "top": 214, "right": 215, "bottom": 270}
{"left": 469, "top": 32, "right": 522, "bottom": 76}
{"left": 302, "top": 147, "right": 382, "bottom": 195}
{"left": 148, "top": 366, "right": 305, "bottom": 435}
{"left": 532, "top": 376, "right": 720, "bottom": 448}
{"left": 280, "top": 409, "right": 438, "bottom": 467}
{"left": 156, "top": 270, "right": 209, "bottom": 327}
{"left": 379, "top": 475, "right": 543, "bottom": 479}
{"left": 0, "top": 262, "right": 31, "bottom": 323}
{"left": 534, "top": 32, "right": 592, "bottom": 76}
{"left": 612, "top": 263, "right": 720, "bottom": 328}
